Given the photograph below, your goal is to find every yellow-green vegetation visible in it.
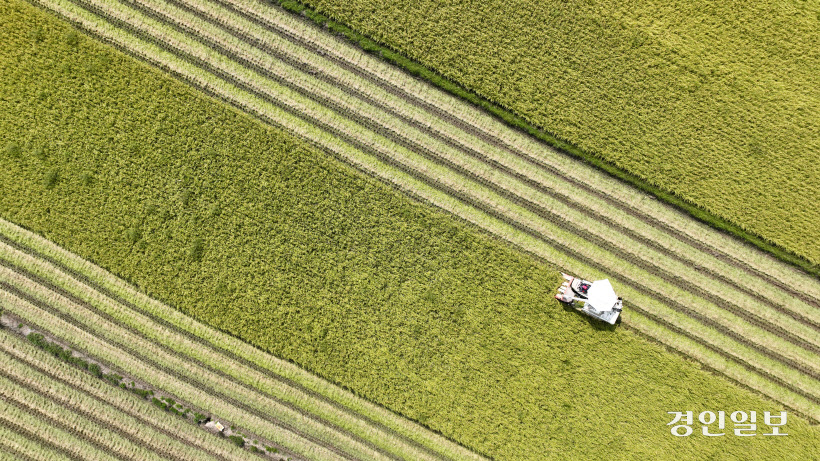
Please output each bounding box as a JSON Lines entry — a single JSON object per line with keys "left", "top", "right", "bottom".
{"left": 0, "top": 217, "right": 484, "bottom": 461}
{"left": 304, "top": 0, "right": 820, "bottom": 266}
{"left": 0, "top": 1, "right": 818, "bottom": 459}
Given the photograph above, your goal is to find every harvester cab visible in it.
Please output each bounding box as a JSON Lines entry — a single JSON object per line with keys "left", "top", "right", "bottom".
{"left": 555, "top": 273, "right": 622, "bottom": 325}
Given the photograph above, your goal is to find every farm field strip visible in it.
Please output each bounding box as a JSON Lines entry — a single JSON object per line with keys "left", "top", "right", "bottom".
{"left": 216, "top": 0, "right": 820, "bottom": 307}
{"left": 118, "top": 0, "right": 820, "bottom": 341}
{"left": 0, "top": 337, "right": 233, "bottom": 461}
{"left": 0, "top": 391, "right": 122, "bottom": 461}
{"left": 0, "top": 329, "right": 250, "bottom": 461}
{"left": 0, "top": 367, "right": 176, "bottom": 461}
{"left": 57, "top": 0, "right": 820, "bottom": 371}
{"left": 0, "top": 256, "right": 435, "bottom": 461}
{"left": 0, "top": 424, "right": 72, "bottom": 461}
{"left": 28, "top": 0, "right": 820, "bottom": 419}
{"left": 0, "top": 285, "right": 349, "bottom": 461}
{"left": 0, "top": 401, "right": 107, "bottom": 461}
{"left": 0, "top": 270, "right": 392, "bottom": 461}
{"left": 0, "top": 248, "right": 448, "bottom": 461}
{"left": 0, "top": 221, "right": 482, "bottom": 461}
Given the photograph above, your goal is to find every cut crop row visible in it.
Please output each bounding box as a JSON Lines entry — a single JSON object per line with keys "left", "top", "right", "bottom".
{"left": 0, "top": 390, "right": 125, "bottom": 461}
{"left": 0, "top": 329, "right": 247, "bottom": 461}
{"left": 0, "top": 364, "right": 196, "bottom": 461}
{"left": 0, "top": 423, "right": 72, "bottom": 461}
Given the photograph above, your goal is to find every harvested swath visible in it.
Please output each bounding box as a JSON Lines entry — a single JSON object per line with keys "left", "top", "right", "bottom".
{"left": 0, "top": 331, "right": 252, "bottom": 461}
{"left": 0, "top": 394, "right": 120, "bottom": 461}
{"left": 0, "top": 333, "right": 241, "bottom": 461}
{"left": 0, "top": 423, "right": 72, "bottom": 461}
{"left": 25, "top": 0, "right": 811, "bottom": 420}
{"left": 0, "top": 370, "right": 174, "bottom": 461}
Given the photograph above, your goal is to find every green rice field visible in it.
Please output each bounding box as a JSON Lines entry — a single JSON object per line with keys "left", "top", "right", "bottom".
{"left": 1, "top": 0, "right": 818, "bottom": 459}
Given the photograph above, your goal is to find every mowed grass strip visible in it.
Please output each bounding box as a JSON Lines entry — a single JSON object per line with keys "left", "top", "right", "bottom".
{"left": 2, "top": 1, "right": 819, "bottom": 458}
{"left": 54, "top": 0, "right": 820, "bottom": 375}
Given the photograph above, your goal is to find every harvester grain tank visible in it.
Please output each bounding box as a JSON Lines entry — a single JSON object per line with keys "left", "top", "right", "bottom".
{"left": 555, "top": 273, "right": 623, "bottom": 325}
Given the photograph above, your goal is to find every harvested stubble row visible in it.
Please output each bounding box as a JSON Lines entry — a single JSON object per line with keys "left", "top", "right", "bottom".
{"left": 0, "top": 219, "right": 484, "bottom": 461}
{"left": 0, "top": 370, "right": 172, "bottom": 461}
{"left": 0, "top": 421, "right": 72, "bottom": 461}
{"left": 0, "top": 333, "right": 243, "bottom": 461}
{"left": 0, "top": 394, "right": 118, "bottom": 461}
{"left": 32, "top": 0, "right": 820, "bottom": 415}
{"left": 0, "top": 329, "right": 251, "bottom": 461}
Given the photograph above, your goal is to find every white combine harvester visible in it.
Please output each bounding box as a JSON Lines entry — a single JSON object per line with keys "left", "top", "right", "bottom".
{"left": 555, "top": 273, "right": 623, "bottom": 325}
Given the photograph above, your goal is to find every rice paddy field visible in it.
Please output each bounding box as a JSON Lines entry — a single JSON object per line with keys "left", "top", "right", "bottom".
{"left": 0, "top": 217, "right": 483, "bottom": 460}
{"left": 1, "top": 0, "right": 819, "bottom": 459}
{"left": 305, "top": 0, "right": 820, "bottom": 265}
